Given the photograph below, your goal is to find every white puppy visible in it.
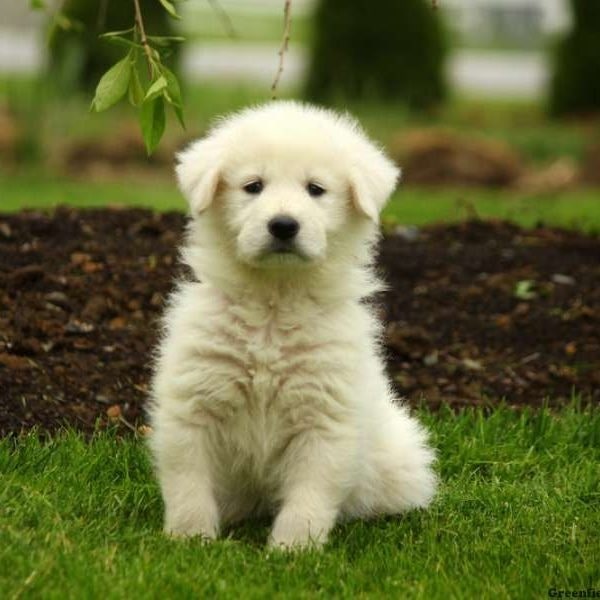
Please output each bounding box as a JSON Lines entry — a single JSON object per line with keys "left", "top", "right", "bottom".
{"left": 148, "top": 102, "right": 436, "bottom": 550}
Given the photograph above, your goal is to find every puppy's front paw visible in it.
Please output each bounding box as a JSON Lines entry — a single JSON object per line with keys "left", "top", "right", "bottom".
{"left": 268, "top": 512, "right": 329, "bottom": 551}
{"left": 164, "top": 513, "right": 219, "bottom": 541}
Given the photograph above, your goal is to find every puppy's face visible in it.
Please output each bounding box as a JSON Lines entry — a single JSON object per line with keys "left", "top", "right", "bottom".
{"left": 219, "top": 147, "right": 352, "bottom": 267}
{"left": 177, "top": 103, "right": 399, "bottom": 270}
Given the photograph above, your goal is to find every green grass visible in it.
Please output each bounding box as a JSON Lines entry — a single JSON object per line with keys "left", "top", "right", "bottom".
{"left": 2, "top": 173, "right": 600, "bottom": 232}
{"left": 0, "top": 174, "right": 184, "bottom": 214}
{"left": 384, "top": 187, "right": 600, "bottom": 232}
{"left": 1, "top": 405, "right": 598, "bottom": 598}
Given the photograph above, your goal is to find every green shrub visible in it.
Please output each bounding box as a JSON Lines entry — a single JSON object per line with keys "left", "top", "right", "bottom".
{"left": 48, "top": 0, "right": 181, "bottom": 95}
{"left": 549, "top": 0, "right": 600, "bottom": 116}
{"left": 304, "top": 0, "right": 447, "bottom": 109}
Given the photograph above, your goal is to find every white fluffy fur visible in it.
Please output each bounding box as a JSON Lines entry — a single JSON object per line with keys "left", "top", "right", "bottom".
{"left": 148, "top": 101, "right": 436, "bottom": 550}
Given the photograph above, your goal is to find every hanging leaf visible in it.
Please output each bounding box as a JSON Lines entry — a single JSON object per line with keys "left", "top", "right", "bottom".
{"left": 128, "top": 67, "right": 145, "bottom": 107}
{"left": 91, "top": 54, "right": 132, "bottom": 112}
{"left": 158, "top": 0, "right": 181, "bottom": 19}
{"left": 146, "top": 35, "right": 186, "bottom": 47}
{"left": 54, "top": 13, "right": 84, "bottom": 32}
{"left": 160, "top": 65, "right": 185, "bottom": 128}
{"left": 104, "top": 36, "right": 143, "bottom": 50}
{"left": 170, "top": 102, "right": 185, "bottom": 129}
{"left": 30, "top": 0, "right": 46, "bottom": 9}
{"left": 140, "top": 97, "right": 166, "bottom": 155}
{"left": 100, "top": 27, "right": 135, "bottom": 38}
{"left": 160, "top": 66, "right": 182, "bottom": 105}
{"left": 144, "top": 76, "right": 168, "bottom": 102}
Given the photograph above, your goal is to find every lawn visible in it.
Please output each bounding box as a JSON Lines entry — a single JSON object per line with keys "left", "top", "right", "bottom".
{"left": 1, "top": 405, "right": 598, "bottom": 599}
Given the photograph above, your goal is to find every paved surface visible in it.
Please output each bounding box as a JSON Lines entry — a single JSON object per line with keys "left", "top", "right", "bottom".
{"left": 0, "top": 29, "right": 43, "bottom": 75}
{"left": 0, "top": 30, "right": 548, "bottom": 98}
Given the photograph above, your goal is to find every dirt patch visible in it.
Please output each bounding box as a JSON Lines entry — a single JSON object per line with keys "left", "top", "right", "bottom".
{"left": 1, "top": 208, "right": 598, "bottom": 435}
{"left": 388, "top": 129, "right": 588, "bottom": 193}
{"left": 389, "top": 129, "right": 523, "bottom": 187}
{"left": 582, "top": 143, "right": 600, "bottom": 186}
{"left": 516, "top": 158, "right": 580, "bottom": 193}
{"left": 0, "top": 105, "right": 21, "bottom": 163}
{"left": 56, "top": 124, "right": 202, "bottom": 181}
{"left": 381, "top": 220, "right": 599, "bottom": 408}
{"left": 58, "top": 126, "right": 173, "bottom": 179}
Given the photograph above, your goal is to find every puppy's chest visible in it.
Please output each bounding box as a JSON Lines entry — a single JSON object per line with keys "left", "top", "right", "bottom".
{"left": 211, "top": 308, "right": 332, "bottom": 413}
{"left": 236, "top": 319, "right": 303, "bottom": 405}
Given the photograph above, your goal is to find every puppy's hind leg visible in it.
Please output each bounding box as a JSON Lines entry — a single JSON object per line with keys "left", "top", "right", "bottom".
{"left": 149, "top": 411, "right": 220, "bottom": 540}
{"left": 346, "top": 403, "right": 437, "bottom": 518}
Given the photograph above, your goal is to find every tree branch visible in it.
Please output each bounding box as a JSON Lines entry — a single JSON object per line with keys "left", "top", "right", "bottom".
{"left": 96, "top": 0, "right": 109, "bottom": 30}
{"left": 271, "top": 0, "right": 292, "bottom": 99}
{"left": 133, "top": 0, "right": 154, "bottom": 78}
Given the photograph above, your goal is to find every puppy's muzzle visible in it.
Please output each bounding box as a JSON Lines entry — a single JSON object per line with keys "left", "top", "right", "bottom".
{"left": 268, "top": 215, "right": 299, "bottom": 242}
{"left": 263, "top": 215, "right": 309, "bottom": 260}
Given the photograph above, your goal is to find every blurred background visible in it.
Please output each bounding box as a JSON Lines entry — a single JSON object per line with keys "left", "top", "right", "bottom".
{"left": 1, "top": 0, "right": 599, "bottom": 228}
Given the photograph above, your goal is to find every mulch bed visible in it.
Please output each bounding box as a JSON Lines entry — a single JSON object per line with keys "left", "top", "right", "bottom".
{"left": 1, "top": 207, "right": 598, "bottom": 436}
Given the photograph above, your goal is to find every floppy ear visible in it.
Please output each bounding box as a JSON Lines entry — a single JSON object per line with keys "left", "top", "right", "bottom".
{"left": 349, "top": 146, "right": 400, "bottom": 222}
{"left": 175, "top": 138, "right": 222, "bottom": 214}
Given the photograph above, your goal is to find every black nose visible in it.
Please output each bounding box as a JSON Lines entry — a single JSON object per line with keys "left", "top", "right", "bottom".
{"left": 268, "top": 215, "right": 299, "bottom": 241}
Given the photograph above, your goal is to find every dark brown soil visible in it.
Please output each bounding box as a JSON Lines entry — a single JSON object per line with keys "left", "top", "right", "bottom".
{"left": 1, "top": 208, "right": 598, "bottom": 436}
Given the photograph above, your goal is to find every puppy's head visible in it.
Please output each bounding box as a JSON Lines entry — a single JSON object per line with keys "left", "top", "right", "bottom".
{"left": 177, "top": 102, "right": 399, "bottom": 269}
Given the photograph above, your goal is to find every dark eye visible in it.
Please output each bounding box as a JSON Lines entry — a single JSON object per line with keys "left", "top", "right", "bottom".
{"left": 243, "top": 180, "right": 263, "bottom": 195}
{"left": 307, "top": 182, "right": 326, "bottom": 197}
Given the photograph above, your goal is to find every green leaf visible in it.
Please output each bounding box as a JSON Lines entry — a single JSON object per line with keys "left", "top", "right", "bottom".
{"left": 54, "top": 13, "right": 84, "bottom": 32}
{"left": 30, "top": 0, "right": 46, "bottom": 9}
{"left": 160, "top": 65, "right": 185, "bottom": 128}
{"left": 169, "top": 100, "right": 185, "bottom": 130}
{"left": 514, "top": 280, "right": 537, "bottom": 301}
{"left": 158, "top": 0, "right": 181, "bottom": 19}
{"left": 100, "top": 27, "right": 135, "bottom": 38}
{"left": 160, "top": 66, "right": 182, "bottom": 104}
{"left": 146, "top": 35, "right": 186, "bottom": 47}
{"left": 128, "top": 67, "right": 145, "bottom": 107}
{"left": 100, "top": 29, "right": 140, "bottom": 50}
{"left": 104, "top": 36, "right": 143, "bottom": 50}
{"left": 144, "top": 76, "right": 168, "bottom": 102}
{"left": 91, "top": 54, "right": 132, "bottom": 112}
{"left": 140, "top": 98, "right": 166, "bottom": 155}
